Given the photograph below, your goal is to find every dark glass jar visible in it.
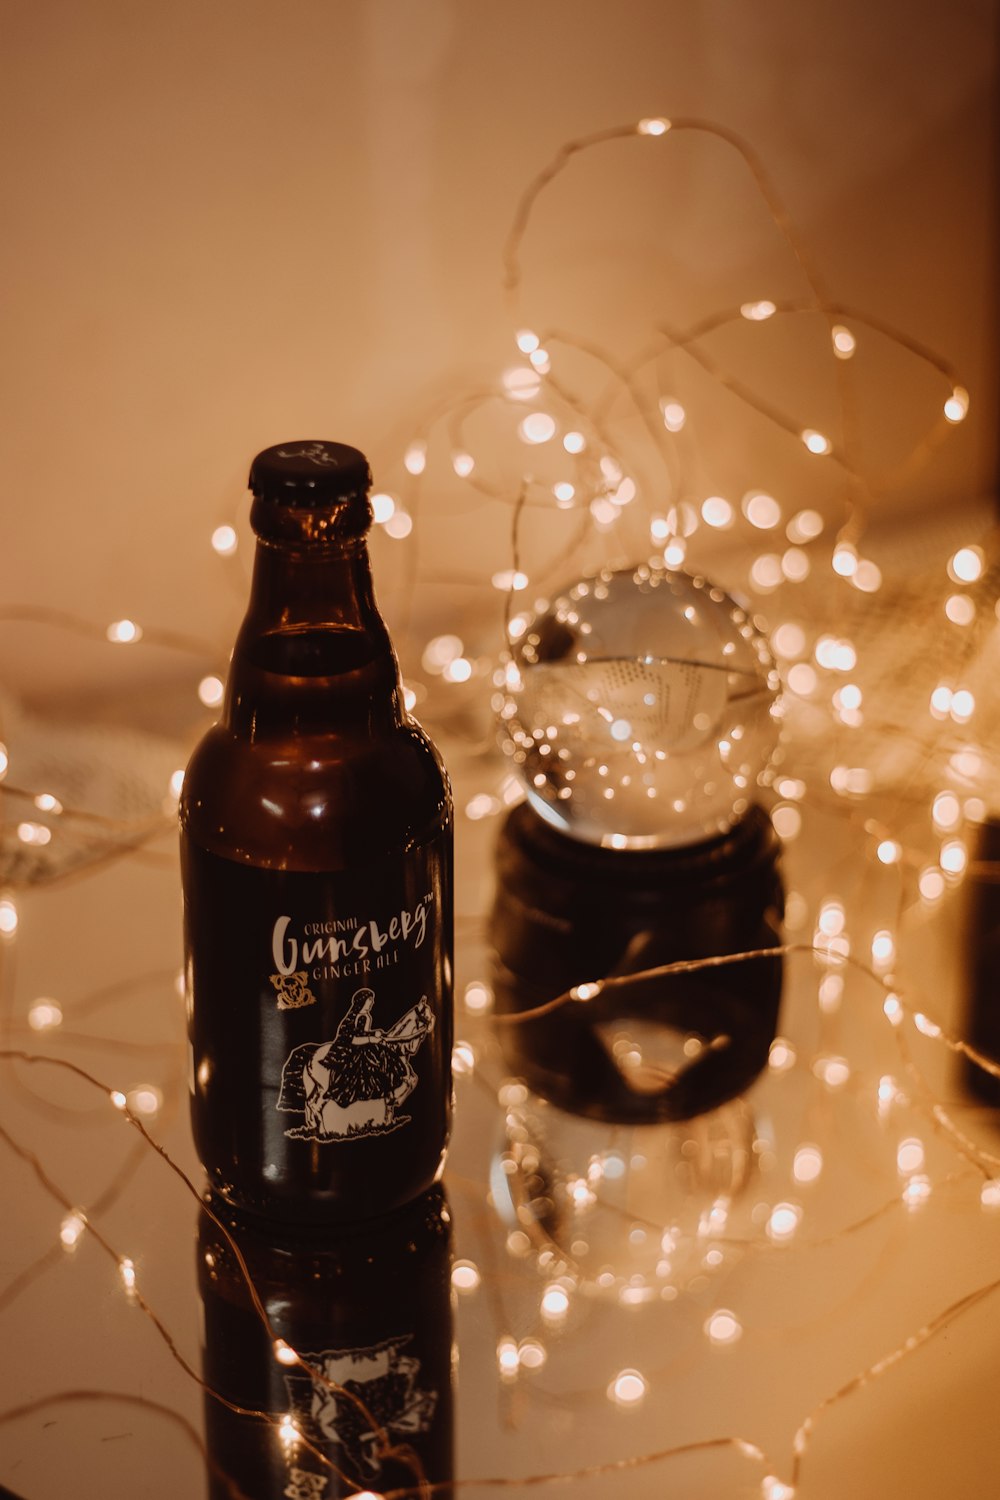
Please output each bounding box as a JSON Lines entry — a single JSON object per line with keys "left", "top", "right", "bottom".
{"left": 181, "top": 441, "right": 453, "bottom": 1224}
{"left": 490, "top": 802, "right": 783, "bottom": 1123}
{"left": 198, "top": 1185, "right": 454, "bottom": 1500}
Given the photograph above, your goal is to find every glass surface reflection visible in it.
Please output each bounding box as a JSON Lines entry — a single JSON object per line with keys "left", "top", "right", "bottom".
{"left": 197, "top": 1187, "right": 453, "bottom": 1500}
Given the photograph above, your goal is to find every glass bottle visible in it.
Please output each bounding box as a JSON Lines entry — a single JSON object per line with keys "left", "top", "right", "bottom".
{"left": 198, "top": 1185, "right": 454, "bottom": 1500}
{"left": 181, "top": 440, "right": 453, "bottom": 1224}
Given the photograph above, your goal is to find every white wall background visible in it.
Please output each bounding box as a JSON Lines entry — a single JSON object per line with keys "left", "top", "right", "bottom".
{"left": 1, "top": 0, "right": 995, "bottom": 717}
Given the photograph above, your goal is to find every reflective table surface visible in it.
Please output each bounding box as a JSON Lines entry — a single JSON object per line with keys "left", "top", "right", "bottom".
{"left": 3, "top": 728, "right": 1000, "bottom": 1500}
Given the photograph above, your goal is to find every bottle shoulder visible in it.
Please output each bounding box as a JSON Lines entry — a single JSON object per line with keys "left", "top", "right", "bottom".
{"left": 179, "top": 719, "right": 452, "bottom": 870}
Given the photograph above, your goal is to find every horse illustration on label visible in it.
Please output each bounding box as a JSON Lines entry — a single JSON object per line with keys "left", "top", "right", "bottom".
{"left": 284, "top": 1335, "right": 437, "bottom": 1477}
{"left": 277, "top": 986, "right": 434, "bottom": 1141}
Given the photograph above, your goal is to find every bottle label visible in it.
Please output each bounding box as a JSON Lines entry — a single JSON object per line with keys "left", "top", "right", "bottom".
{"left": 269, "top": 889, "right": 439, "bottom": 1142}
{"left": 183, "top": 830, "right": 452, "bottom": 1210}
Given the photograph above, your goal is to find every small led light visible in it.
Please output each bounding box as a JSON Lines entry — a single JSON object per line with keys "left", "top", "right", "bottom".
{"left": 801, "top": 429, "right": 832, "bottom": 456}
{"left": 786, "top": 508, "right": 824, "bottom": 543}
{"left": 609, "top": 1369, "right": 647, "bottom": 1405}
{"left": 766, "top": 1202, "right": 802, "bottom": 1242}
{"left": 211, "top": 525, "right": 238, "bottom": 558}
{"left": 404, "top": 441, "right": 427, "bottom": 474}
{"left": 451, "top": 1260, "right": 482, "bottom": 1292}
{"left": 638, "top": 116, "right": 670, "bottom": 136}
{"left": 793, "top": 1145, "right": 823, "bottom": 1184}
{"left": 383, "top": 509, "right": 413, "bottom": 540}
{"left": 452, "top": 1040, "right": 475, "bottom": 1074}
{"left": 815, "top": 1056, "right": 850, "bottom": 1088}
{"left": 553, "top": 481, "right": 576, "bottom": 505}
{"left": 919, "top": 868, "right": 945, "bottom": 902}
{"left": 663, "top": 538, "right": 686, "bottom": 568}
{"left": 786, "top": 663, "right": 817, "bottom": 696}
{"left": 951, "top": 688, "right": 975, "bottom": 723}
{"left": 169, "top": 769, "right": 185, "bottom": 800}
{"left": 871, "top": 930, "right": 895, "bottom": 966}
{"left": 771, "top": 804, "right": 801, "bottom": 841}
{"left": 743, "top": 491, "right": 781, "bottom": 529}
{"left": 980, "top": 1180, "right": 1000, "bottom": 1209}
{"left": 110, "top": 1090, "right": 128, "bottom": 1110}
{"left": 832, "top": 544, "right": 858, "bottom": 578}
{"left": 932, "top": 791, "right": 961, "bottom": 830}
{"left": 945, "top": 594, "right": 975, "bottom": 625}
{"left": 28, "top": 999, "right": 63, "bottom": 1031}
{"left": 498, "top": 1337, "right": 520, "bottom": 1376}
{"left": 491, "top": 569, "right": 529, "bottom": 593}
{"left": 198, "top": 675, "right": 225, "bottom": 708}
{"left": 903, "top": 1174, "right": 932, "bottom": 1207}
{"left": 518, "top": 1339, "right": 547, "bottom": 1370}
{"left": 701, "top": 496, "right": 733, "bottom": 528}
{"left": 944, "top": 386, "right": 969, "bottom": 423}
{"left": 519, "top": 412, "right": 557, "bottom": 445}
{"left": 503, "top": 366, "right": 541, "bottom": 401}
{"left": 516, "top": 328, "right": 540, "bottom": 353}
{"left": 452, "top": 452, "right": 475, "bottom": 477}
{"left": 831, "top": 325, "right": 856, "bottom": 359}
{"left": 883, "top": 994, "right": 903, "bottom": 1026}
{"left": 0, "top": 743, "right": 7, "bottom": 779}
{"left": 762, "top": 1478, "right": 796, "bottom": 1500}
{"left": 528, "top": 347, "right": 550, "bottom": 371}
{"left": 772, "top": 622, "right": 805, "bottom": 659}
{"left": 443, "top": 657, "right": 473, "bottom": 684}
{"left": 463, "top": 981, "right": 493, "bottom": 1013}
{"left": 60, "top": 1211, "right": 86, "bottom": 1249}
{"left": 781, "top": 548, "right": 810, "bottom": 582}
{"left": 705, "top": 1309, "right": 742, "bottom": 1345}
{"left": 659, "top": 398, "right": 686, "bottom": 432}
{"left": 370, "top": 491, "right": 396, "bottom": 523}
{"left": 929, "top": 685, "right": 953, "bottom": 718}
{"left": 768, "top": 1038, "right": 796, "bottom": 1071}
{"left": 127, "top": 1085, "right": 162, "bottom": 1117}
{"left": 2, "top": 896, "right": 21, "bottom": 935}
{"left": 852, "top": 559, "right": 883, "bottom": 593}
{"left": 277, "top": 1413, "right": 300, "bottom": 1446}
{"left": 897, "top": 1138, "right": 925, "bottom": 1175}
{"left": 17, "top": 821, "right": 52, "bottom": 846}
{"left": 120, "top": 1257, "right": 137, "bottom": 1292}
{"left": 563, "top": 430, "right": 586, "bottom": 453}
{"left": 423, "top": 635, "right": 463, "bottom": 673}
{"left": 817, "top": 900, "right": 845, "bottom": 936}
{"left": 741, "top": 300, "right": 776, "bottom": 321}
{"left": 949, "top": 545, "right": 984, "bottom": 584}
{"left": 107, "top": 619, "right": 142, "bottom": 644}
{"left": 750, "top": 554, "right": 782, "bottom": 590}
{"left": 940, "top": 839, "right": 967, "bottom": 876}
{"left": 572, "top": 982, "right": 601, "bottom": 1002}
{"left": 541, "top": 1283, "right": 570, "bottom": 1320}
{"left": 274, "top": 1340, "right": 299, "bottom": 1366}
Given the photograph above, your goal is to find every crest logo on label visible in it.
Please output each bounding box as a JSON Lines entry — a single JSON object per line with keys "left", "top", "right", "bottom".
{"left": 277, "top": 986, "right": 434, "bottom": 1141}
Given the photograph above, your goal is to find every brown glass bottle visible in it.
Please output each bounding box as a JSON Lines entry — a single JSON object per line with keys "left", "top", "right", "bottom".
{"left": 198, "top": 1186, "right": 454, "bottom": 1500}
{"left": 181, "top": 441, "right": 453, "bottom": 1225}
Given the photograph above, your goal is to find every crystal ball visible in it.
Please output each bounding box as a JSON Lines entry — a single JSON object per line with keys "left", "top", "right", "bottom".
{"left": 500, "top": 565, "right": 782, "bottom": 848}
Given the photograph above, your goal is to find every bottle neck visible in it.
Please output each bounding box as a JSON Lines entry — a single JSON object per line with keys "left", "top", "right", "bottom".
{"left": 223, "top": 535, "right": 404, "bottom": 740}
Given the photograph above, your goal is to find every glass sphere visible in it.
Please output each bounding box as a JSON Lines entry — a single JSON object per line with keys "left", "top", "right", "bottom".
{"left": 500, "top": 565, "right": 782, "bottom": 848}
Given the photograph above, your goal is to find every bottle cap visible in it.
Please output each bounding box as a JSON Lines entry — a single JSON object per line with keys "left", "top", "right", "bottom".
{"left": 248, "top": 441, "right": 372, "bottom": 542}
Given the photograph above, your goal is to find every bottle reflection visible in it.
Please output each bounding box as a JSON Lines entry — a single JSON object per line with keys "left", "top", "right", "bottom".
{"left": 491, "top": 803, "right": 784, "bottom": 1123}
{"left": 197, "top": 1187, "right": 453, "bottom": 1500}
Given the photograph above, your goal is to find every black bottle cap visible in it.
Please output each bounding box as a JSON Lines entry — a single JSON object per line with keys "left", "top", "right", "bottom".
{"left": 248, "top": 440, "right": 372, "bottom": 542}
{"left": 249, "top": 440, "right": 371, "bottom": 502}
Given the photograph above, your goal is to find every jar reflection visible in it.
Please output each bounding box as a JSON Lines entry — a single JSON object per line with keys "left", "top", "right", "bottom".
{"left": 197, "top": 1186, "right": 453, "bottom": 1499}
